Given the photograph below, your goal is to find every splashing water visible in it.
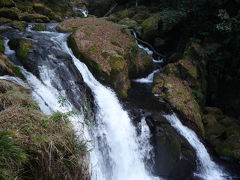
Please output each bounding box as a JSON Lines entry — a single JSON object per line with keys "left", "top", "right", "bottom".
{"left": 164, "top": 113, "right": 230, "bottom": 180}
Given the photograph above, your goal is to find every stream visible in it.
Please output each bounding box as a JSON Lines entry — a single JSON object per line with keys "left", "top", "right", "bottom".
{"left": 0, "top": 23, "right": 233, "bottom": 180}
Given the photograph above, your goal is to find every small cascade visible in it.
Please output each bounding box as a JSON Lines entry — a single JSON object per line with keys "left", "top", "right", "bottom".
{"left": 133, "top": 70, "right": 159, "bottom": 83}
{"left": 132, "top": 31, "right": 163, "bottom": 64}
{"left": 2, "top": 27, "right": 159, "bottom": 180}
{"left": 73, "top": 7, "right": 88, "bottom": 17}
{"left": 164, "top": 113, "right": 230, "bottom": 180}
{"left": 0, "top": 75, "right": 29, "bottom": 89}
{"left": 4, "top": 39, "right": 15, "bottom": 55}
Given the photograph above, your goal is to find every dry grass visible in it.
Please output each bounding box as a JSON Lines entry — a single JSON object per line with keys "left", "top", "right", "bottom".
{"left": 0, "top": 80, "right": 90, "bottom": 180}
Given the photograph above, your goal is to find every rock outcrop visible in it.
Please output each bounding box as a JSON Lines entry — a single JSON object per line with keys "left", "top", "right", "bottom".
{"left": 58, "top": 17, "right": 152, "bottom": 97}
{"left": 153, "top": 42, "right": 206, "bottom": 137}
{"left": 203, "top": 107, "right": 240, "bottom": 164}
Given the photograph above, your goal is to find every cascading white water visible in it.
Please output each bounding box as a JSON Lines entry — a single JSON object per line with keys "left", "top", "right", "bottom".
{"left": 73, "top": 7, "right": 88, "bottom": 17}
{"left": 0, "top": 75, "right": 30, "bottom": 89}
{"left": 3, "top": 22, "right": 231, "bottom": 180}
{"left": 133, "top": 29, "right": 230, "bottom": 179}
{"left": 164, "top": 113, "right": 230, "bottom": 180}
{"left": 4, "top": 39, "right": 15, "bottom": 55}
{"left": 3, "top": 26, "right": 159, "bottom": 180}
{"left": 58, "top": 34, "right": 159, "bottom": 180}
{"left": 133, "top": 70, "right": 159, "bottom": 83}
{"left": 132, "top": 31, "right": 163, "bottom": 63}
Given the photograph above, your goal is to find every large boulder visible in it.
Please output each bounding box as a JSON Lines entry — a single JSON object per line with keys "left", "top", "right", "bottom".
{"left": 8, "top": 38, "right": 37, "bottom": 75}
{"left": 141, "top": 10, "right": 186, "bottom": 43}
{"left": 203, "top": 107, "right": 240, "bottom": 164}
{"left": 58, "top": 17, "right": 152, "bottom": 97}
{"left": 152, "top": 42, "right": 207, "bottom": 137}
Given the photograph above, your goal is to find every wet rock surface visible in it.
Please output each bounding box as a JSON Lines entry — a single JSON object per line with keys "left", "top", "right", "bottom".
{"left": 1, "top": 25, "right": 94, "bottom": 116}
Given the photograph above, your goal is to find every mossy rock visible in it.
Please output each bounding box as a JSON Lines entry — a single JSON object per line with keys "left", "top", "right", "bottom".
{"left": 132, "top": 11, "right": 150, "bottom": 24}
{"left": 203, "top": 107, "right": 240, "bottom": 163}
{"left": 141, "top": 13, "right": 162, "bottom": 42}
{"left": 0, "top": 17, "right": 11, "bottom": 24}
{"left": 33, "top": 3, "right": 56, "bottom": 20}
{"left": 153, "top": 72, "right": 205, "bottom": 137}
{"left": 60, "top": 17, "right": 153, "bottom": 98}
{"left": 0, "top": 8, "right": 19, "bottom": 20}
{"left": 20, "top": 13, "right": 50, "bottom": 23}
{"left": 0, "top": 54, "right": 23, "bottom": 78}
{"left": 9, "top": 38, "right": 34, "bottom": 65}
{"left": 128, "top": 48, "right": 153, "bottom": 78}
{"left": 10, "top": 20, "right": 26, "bottom": 31}
{"left": 67, "top": 34, "right": 107, "bottom": 80}
{"left": 0, "top": 0, "right": 15, "bottom": 8}
{"left": 32, "top": 23, "right": 46, "bottom": 31}
{"left": 17, "top": 40, "right": 34, "bottom": 61}
{"left": 119, "top": 18, "right": 138, "bottom": 29}
{"left": 0, "top": 36, "right": 4, "bottom": 53}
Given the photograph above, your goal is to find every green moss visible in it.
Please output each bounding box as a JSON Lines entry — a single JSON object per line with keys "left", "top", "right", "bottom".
{"left": 17, "top": 40, "right": 34, "bottom": 61}
{"left": 0, "top": 36, "right": 4, "bottom": 53}
{"left": 32, "top": 23, "right": 46, "bottom": 31}
{"left": 12, "top": 66, "right": 22, "bottom": 77}
{"left": 141, "top": 16, "right": 154, "bottom": 33}
{"left": 91, "top": 43, "right": 97, "bottom": 54}
{"left": 109, "top": 55, "right": 125, "bottom": 73}
{"left": 10, "top": 21, "right": 26, "bottom": 31}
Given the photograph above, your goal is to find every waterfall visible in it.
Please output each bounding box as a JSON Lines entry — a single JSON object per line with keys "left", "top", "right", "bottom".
{"left": 2, "top": 27, "right": 159, "bottom": 180}
{"left": 132, "top": 31, "right": 163, "bottom": 63}
{"left": 59, "top": 34, "right": 159, "bottom": 180}
{"left": 73, "top": 7, "right": 88, "bottom": 17}
{"left": 2, "top": 23, "right": 232, "bottom": 180}
{"left": 132, "top": 28, "right": 230, "bottom": 179}
{"left": 164, "top": 114, "right": 230, "bottom": 180}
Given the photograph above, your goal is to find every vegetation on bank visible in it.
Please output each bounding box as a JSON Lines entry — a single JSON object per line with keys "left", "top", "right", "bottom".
{"left": 0, "top": 80, "right": 89, "bottom": 179}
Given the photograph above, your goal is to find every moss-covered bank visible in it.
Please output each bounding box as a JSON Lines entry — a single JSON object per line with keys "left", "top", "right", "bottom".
{"left": 0, "top": 80, "right": 90, "bottom": 179}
